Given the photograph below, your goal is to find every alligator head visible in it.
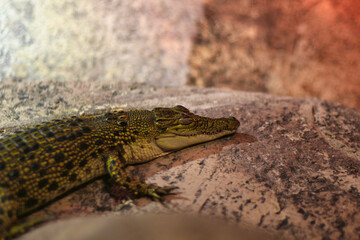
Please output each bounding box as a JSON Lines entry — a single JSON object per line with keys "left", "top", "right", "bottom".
{"left": 153, "top": 105, "right": 240, "bottom": 151}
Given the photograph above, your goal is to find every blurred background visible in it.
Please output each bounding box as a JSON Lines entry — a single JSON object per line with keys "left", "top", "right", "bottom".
{"left": 188, "top": 0, "right": 360, "bottom": 109}
{"left": 1, "top": 0, "right": 359, "bottom": 109}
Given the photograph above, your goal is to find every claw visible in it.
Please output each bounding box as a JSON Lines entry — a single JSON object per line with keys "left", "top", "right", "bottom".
{"left": 157, "top": 186, "right": 178, "bottom": 195}
{"left": 150, "top": 192, "right": 161, "bottom": 199}
{"left": 151, "top": 185, "right": 178, "bottom": 199}
{"left": 115, "top": 198, "right": 135, "bottom": 211}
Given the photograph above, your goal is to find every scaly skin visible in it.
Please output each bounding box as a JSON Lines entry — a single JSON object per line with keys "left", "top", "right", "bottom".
{"left": 0, "top": 105, "right": 240, "bottom": 238}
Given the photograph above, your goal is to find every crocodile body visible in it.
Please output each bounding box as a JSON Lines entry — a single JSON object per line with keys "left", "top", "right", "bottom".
{"left": 0, "top": 105, "right": 239, "bottom": 238}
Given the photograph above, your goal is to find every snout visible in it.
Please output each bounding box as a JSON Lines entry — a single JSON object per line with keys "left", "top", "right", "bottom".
{"left": 227, "top": 116, "right": 240, "bottom": 130}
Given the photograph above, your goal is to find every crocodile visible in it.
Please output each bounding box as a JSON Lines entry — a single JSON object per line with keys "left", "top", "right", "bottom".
{"left": 0, "top": 105, "right": 240, "bottom": 238}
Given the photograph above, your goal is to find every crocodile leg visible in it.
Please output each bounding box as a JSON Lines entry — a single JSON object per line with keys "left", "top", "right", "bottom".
{"left": 106, "top": 154, "right": 176, "bottom": 199}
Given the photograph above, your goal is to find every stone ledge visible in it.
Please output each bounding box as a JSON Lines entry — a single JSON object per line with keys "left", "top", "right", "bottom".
{"left": 0, "top": 81, "right": 358, "bottom": 240}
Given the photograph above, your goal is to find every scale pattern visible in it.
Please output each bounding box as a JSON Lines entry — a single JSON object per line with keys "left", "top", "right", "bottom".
{"left": 0, "top": 106, "right": 240, "bottom": 238}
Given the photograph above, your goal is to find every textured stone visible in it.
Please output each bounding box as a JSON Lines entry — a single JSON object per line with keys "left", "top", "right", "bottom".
{"left": 188, "top": 0, "right": 360, "bottom": 109}
{"left": 0, "top": 0, "right": 201, "bottom": 86}
{"left": 1, "top": 81, "right": 359, "bottom": 240}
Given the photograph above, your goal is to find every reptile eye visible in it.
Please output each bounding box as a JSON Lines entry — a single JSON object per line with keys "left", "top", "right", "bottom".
{"left": 173, "top": 105, "right": 190, "bottom": 113}
{"left": 179, "top": 117, "right": 193, "bottom": 125}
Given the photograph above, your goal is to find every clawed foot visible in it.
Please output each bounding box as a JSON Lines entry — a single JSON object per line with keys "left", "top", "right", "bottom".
{"left": 145, "top": 185, "right": 179, "bottom": 199}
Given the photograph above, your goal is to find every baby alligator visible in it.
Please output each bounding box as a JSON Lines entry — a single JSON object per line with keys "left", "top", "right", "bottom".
{"left": 0, "top": 105, "right": 240, "bottom": 238}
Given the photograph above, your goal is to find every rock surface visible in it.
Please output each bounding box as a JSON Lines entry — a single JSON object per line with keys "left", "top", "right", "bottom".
{"left": 1, "top": 81, "right": 358, "bottom": 240}
{"left": 188, "top": 0, "right": 360, "bottom": 109}
{"left": 1, "top": 0, "right": 358, "bottom": 110}
{"left": 0, "top": 0, "right": 201, "bottom": 86}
